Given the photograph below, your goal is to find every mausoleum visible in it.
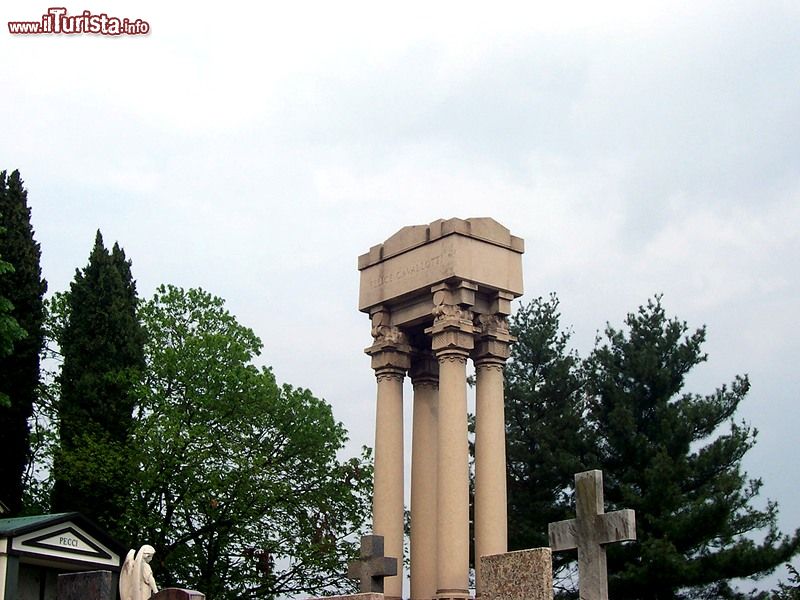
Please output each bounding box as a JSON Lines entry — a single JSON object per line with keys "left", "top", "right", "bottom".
{"left": 0, "top": 513, "right": 123, "bottom": 600}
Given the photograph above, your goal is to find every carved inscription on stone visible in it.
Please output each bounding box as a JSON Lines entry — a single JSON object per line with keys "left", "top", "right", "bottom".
{"left": 367, "top": 242, "right": 456, "bottom": 291}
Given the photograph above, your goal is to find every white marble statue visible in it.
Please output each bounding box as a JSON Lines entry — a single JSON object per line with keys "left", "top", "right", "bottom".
{"left": 120, "top": 544, "right": 159, "bottom": 600}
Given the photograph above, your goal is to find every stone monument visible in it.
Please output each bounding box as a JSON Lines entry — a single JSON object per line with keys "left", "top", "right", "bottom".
{"left": 347, "top": 534, "right": 398, "bottom": 594}
{"left": 358, "top": 218, "right": 524, "bottom": 600}
{"left": 120, "top": 545, "right": 159, "bottom": 600}
{"left": 57, "top": 570, "right": 114, "bottom": 600}
{"left": 548, "top": 470, "right": 637, "bottom": 600}
{"left": 480, "top": 548, "right": 553, "bottom": 600}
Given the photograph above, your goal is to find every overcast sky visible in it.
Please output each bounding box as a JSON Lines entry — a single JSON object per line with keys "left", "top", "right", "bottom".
{"left": 2, "top": 0, "right": 798, "bottom": 590}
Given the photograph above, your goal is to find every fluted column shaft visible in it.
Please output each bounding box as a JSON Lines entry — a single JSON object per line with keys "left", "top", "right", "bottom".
{"left": 368, "top": 312, "right": 411, "bottom": 600}
{"left": 474, "top": 359, "right": 507, "bottom": 594}
{"left": 372, "top": 366, "right": 405, "bottom": 600}
{"left": 435, "top": 350, "right": 470, "bottom": 600}
{"left": 473, "top": 315, "right": 513, "bottom": 596}
{"left": 425, "top": 284, "right": 476, "bottom": 600}
{"left": 410, "top": 354, "right": 439, "bottom": 600}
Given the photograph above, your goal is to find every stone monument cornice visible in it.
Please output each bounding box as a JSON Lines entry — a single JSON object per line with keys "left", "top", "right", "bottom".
{"left": 358, "top": 219, "right": 524, "bottom": 315}
{"left": 358, "top": 217, "right": 524, "bottom": 271}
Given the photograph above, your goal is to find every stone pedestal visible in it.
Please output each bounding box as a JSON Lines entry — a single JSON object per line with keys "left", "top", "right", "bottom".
{"left": 480, "top": 549, "right": 553, "bottom": 600}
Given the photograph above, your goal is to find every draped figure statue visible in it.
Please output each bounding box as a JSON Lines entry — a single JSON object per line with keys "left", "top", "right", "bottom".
{"left": 120, "top": 545, "right": 159, "bottom": 600}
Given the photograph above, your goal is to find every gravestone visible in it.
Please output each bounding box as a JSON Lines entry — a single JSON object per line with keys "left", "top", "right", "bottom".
{"left": 548, "top": 470, "right": 636, "bottom": 600}
{"left": 57, "top": 570, "right": 113, "bottom": 600}
{"left": 480, "top": 548, "right": 553, "bottom": 600}
{"left": 151, "top": 589, "right": 206, "bottom": 600}
{"left": 346, "top": 534, "right": 397, "bottom": 594}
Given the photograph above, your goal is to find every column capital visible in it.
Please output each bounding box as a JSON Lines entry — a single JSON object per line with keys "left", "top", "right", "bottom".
{"left": 473, "top": 313, "right": 515, "bottom": 366}
{"left": 367, "top": 345, "right": 411, "bottom": 376}
{"left": 425, "top": 282, "right": 475, "bottom": 358}
{"left": 410, "top": 351, "right": 439, "bottom": 388}
{"left": 366, "top": 307, "right": 411, "bottom": 374}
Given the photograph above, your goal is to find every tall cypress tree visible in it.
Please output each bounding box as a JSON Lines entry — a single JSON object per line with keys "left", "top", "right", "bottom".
{"left": 52, "top": 231, "right": 144, "bottom": 536}
{"left": 0, "top": 170, "right": 47, "bottom": 516}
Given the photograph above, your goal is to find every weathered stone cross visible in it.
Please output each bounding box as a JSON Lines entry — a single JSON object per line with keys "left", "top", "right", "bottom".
{"left": 346, "top": 534, "right": 398, "bottom": 594}
{"left": 548, "top": 470, "right": 636, "bottom": 600}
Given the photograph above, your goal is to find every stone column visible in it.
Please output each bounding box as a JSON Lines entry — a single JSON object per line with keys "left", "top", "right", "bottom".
{"left": 425, "top": 283, "right": 476, "bottom": 600}
{"left": 473, "top": 313, "right": 513, "bottom": 596}
{"left": 410, "top": 352, "right": 439, "bottom": 600}
{"left": 367, "top": 309, "right": 411, "bottom": 600}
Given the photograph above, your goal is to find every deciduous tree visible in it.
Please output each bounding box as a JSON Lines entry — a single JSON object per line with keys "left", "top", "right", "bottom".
{"left": 128, "top": 285, "right": 371, "bottom": 600}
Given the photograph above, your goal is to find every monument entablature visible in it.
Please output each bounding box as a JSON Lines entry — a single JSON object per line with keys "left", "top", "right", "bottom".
{"left": 358, "top": 217, "right": 524, "bottom": 600}
{"left": 358, "top": 217, "right": 524, "bottom": 332}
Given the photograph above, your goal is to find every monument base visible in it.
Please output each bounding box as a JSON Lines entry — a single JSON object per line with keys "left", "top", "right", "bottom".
{"left": 480, "top": 548, "right": 552, "bottom": 600}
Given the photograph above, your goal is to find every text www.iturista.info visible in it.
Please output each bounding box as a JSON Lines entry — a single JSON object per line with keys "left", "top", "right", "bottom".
{"left": 8, "top": 7, "right": 150, "bottom": 35}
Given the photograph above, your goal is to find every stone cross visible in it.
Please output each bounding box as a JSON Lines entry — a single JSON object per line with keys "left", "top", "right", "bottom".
{"left": 347, "top": 534, "right": 398, "bottom": 594}
{"left": 548, "top": 470, "right": 636, "bottom": 600}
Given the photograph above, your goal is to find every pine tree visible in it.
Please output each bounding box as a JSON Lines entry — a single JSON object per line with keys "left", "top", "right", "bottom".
{"left": 504, "top": 295, "right": 590, "bottom": 555}
{"left": 51, "top": 231, "right": 144, "bottom": 537}
{"left": 586, "top": 296, "right": 800, "bottom": 599}
{"left": 0, "top": 170, "right": 47, "bottom": 516}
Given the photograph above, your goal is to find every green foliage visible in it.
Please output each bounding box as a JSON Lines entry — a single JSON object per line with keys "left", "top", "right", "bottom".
{"left": 505, "top": 295, "right": 799, "bottom": 599}
{"left": 503, "top": 295, "right": 590, "bottom": 589}
{"left": 127, "top": 285, "right": 372, "bottom": 600}
{"left": 0, "top": 256, "right": 25, "bottom": 358}
{"left": 771, "top": 564, "right": 800, "bottom": 600}
{"left": 585, "top": 296, "right": 800, "bottom": 599}
{"left": 51, "top": 231, "right": 145, "bottom": 539}
{"left": 21, "top": 292, "right": 70, "bottom": 514}
{"left": 0, "top": 169, "right": 47, "bottom": 515}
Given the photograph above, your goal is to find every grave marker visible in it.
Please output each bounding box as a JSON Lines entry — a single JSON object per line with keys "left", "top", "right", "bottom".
{"left": 346, "top": 534, "right": 397, "bottom": 594}
{"left": 57, "top": 570, "right": 114, "bottom": 600}
{"left": 548, "top": 470, "right": 636, "bottom": 600}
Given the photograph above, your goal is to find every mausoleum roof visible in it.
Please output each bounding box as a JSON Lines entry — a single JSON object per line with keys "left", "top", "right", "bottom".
{"left": 0, "top": 512, "right": 76, "bottom": 535}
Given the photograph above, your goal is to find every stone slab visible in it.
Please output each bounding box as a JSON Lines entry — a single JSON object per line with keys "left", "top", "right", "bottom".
{"left": 56, "top": 570, "right": 114, "bottom": 600}
{"left": 152, "top": 589, "right": 206, "bottom": 600}
{"left": 358, "top": 218, "right": 524, "bottom": 312}
{"left": 481, "top": 548, "right": 553, "bottom": 600}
